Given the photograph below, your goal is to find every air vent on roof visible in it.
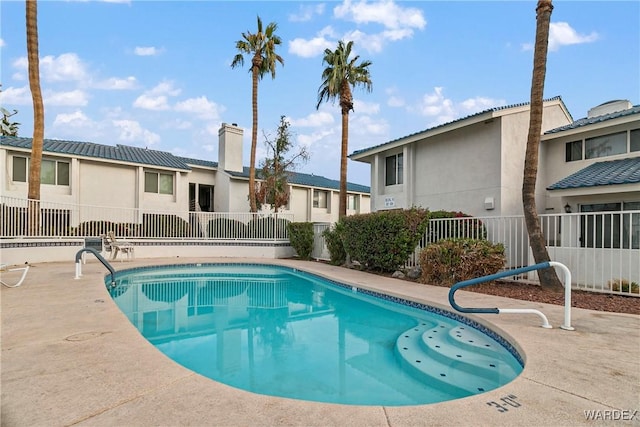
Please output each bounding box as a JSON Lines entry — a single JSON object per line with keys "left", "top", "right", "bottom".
{"left": 587, "top": 100, "right": 632, "bottom": 118}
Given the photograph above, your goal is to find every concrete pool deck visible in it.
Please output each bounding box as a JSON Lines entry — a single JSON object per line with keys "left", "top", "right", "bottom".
{"left": 1, "top": 257, "right": 639, "bottom": 427}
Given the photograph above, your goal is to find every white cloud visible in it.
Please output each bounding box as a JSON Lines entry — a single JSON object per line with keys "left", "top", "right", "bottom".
{"left": 0, "top": 38, "right": 5, "bottom": 48}
{"left": 133, "top": 94, "right": 170, "bottom": 110}
{"left": 353, "top": 100, "right": 379, "bottom": 115}
{"left": 40, "top": 53, "right": 88, "bottom": 82}
{"left": 53, "top": 110, "right": 93, "bottom": 128}
{"left": 134, "top": 46, "right": 163, "bottom": 56}
{"left": 112, "top": 119, "right": 160, "bottom": 146}
{"left": 289, "top": 4, "right": 325, "bottom": 22}
{"left": 548, "top": 22, "right": 598, "bottom": 51}
{"left": 291, "top": 1, "right": 426, "bottom": 57}
{"left": 350, "top": 114, "right": 388, "bottom": 136}
{"left": 522, "top": 22, "right": 598, "bottom": 52}
{"left": 45, "top": 89, "right": 89, "bottom": 106}
{"left": 386, "top": 87, "right": 405, "bottom": 108}
{"left": 415, "top": 87, "right": 506, "bottom": 126}
{"left": 333, "top": 0, "right": 426, "bottom": 30}
{"left": 297, "top": 128, "right": 336, "bottom": 150}
{"left": 290, "top": 111, "right": 335, "bottom": 127}
{"left": 133, "top": 80, "right": 180, "bottom": 110}
{"left": 96, "top": 76, "right": 137, "bottom": 90}
{"left": 0, "top": 86, "right": 31, "bottom": 105}
{"left": 289, "top": 29, "right": 336, "bottom": 58}
{"left": 148, "top": 80, "right": 181, "bottom": 96}
{"left": 164, "top": 118, "right": 192, "bottom": 130}
{"left": 174, "top": 96, "right": 224, "bottom": 120}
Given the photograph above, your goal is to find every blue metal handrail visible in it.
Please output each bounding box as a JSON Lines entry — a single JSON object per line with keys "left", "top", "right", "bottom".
{"left": 74, "top": 248, "right": 116, "bottom": 287}
{"left": 448, "top": 261, "right": 574, "bottom": 330}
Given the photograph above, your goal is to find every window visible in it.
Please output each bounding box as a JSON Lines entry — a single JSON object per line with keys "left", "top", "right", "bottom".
{"left": 631, "top": 129, "right": 640, "bottom": 152}
{"left": 385, "top": 153, "right": 403, "bottom": 186}
{"left": 580, "top": 202, "right": 640, "bottom": 249}
{"left": 347, "top": 194, "right": 359, "bottom": 211}
{"left": 12, "top": 156, "right": 27, "bottom": 182}
{"left": 12, "top": 156, "right": 69, "bottom": 185}
{"left": 313, "top": 189, "right": 327, "bottom": 208}
{"left": 565, "top": 141, "right": 582, "bottom": 162}
{"left": 145, "top": 171, "right": 174, "bottom": 195}
{"left": 585, "top": 132, "right": 627, "bottom": 159}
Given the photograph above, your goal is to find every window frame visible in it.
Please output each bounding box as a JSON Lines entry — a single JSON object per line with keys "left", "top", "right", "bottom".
{"left": 347, "top": 194, "right": 359, "bottom": 211}
{"left": 312, "top": 189, "right": 328, "bottom": 209}
{"left": 144, "top": 171, "right": 174, "bottom": 195}
{"left": 565, "top": 140, "right": 582, "bottom": 162}
{"left": 12, "top": 155, "right": 70, "bottom": 186}
{"left": 385, "top": 153, "right": 403, "bottom": 186}
{"left": 579, "top": 202, "right": 640, "bottom": 249}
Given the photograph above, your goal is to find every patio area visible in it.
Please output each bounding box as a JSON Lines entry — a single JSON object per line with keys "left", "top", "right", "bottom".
{"left": 1, "top": 257, "right": 638, "bottom": 426}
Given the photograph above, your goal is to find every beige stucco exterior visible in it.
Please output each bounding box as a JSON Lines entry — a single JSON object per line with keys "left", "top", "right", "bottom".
{"left": 0, "top": 123, "right": 370, "bottom": 225}
{"left": 352, "top": 98, "right": 586, "bottom": 217}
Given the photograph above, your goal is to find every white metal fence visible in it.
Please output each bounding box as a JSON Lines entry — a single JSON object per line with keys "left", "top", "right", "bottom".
{"left": 405, "top": 212, "right": 640, "bottom": 296}
{"left": 0, "top": 196, "right": 293, "bottom": 240}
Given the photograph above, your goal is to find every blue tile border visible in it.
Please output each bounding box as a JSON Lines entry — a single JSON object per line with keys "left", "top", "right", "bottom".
{"left": 110, "top": 262, "right": 525, "bottom": 368}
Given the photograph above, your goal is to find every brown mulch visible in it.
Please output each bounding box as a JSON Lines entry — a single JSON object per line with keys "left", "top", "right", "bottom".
{"left": 463, "top": 280, "right": 639, "bottom": 316}
{"left": 366, "top": 266, "right": 640, "bottom": 316}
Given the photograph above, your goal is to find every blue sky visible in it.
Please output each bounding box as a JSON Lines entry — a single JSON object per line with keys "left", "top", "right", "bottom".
{"left": 1, "top": 1, "right": 638, "bottom": 186}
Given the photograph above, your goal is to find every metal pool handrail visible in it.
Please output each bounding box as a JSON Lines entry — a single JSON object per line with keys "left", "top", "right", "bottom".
{"left": 74, "top": 248, "right": 116, "bottom": 287}
{"left": 448, "top": 261, "right": 574, "bottom": 330}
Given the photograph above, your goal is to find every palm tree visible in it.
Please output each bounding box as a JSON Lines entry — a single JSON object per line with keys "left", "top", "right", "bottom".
{"left": 231, "top": 16, "right": 284, "bottom": 213}
{"left": 26, "top": 0, "right": 45, "bottom": 235}
{"left": 522, "top": 0, "right": 563, "bottom": 292}
{"left": 317, "top": 40, "right": 372, "bottom": 218}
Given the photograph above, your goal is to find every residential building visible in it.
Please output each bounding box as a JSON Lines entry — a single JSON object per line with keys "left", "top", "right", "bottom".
{"left": 0, "top": 123, "right": 370, "bottom": 223}
{"left": 350, "top": 97, "right": 639, "bottom": 219}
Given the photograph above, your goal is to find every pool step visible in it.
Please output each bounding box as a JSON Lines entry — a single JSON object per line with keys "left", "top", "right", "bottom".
{"left": 395, "top": 322, "right": 520, "bottom": 396}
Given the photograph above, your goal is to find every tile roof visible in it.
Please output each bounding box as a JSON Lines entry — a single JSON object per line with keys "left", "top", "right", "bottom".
{"left": 1, "top": 135, "right": 370, "bottom": 193}
{"left": 176, "top": 156, "right": 218, "bottom": 169}
{"left": 227, "top": 167, "right": 370, "bottom": 193}
{"left": 350, "top": 96, "right": 568, "bottom": 158}
{"left": 0, "top": 135, "right": 192, "bottom": 171}
{"left": 547, "top": 157, "right": 640, "bottom": 190}
{"left": 545, "top": 104, "right": 640, "bottom": 134}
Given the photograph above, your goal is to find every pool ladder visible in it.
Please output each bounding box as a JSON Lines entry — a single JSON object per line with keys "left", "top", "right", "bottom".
{"left": 74, "top": 247, "right": 116, "bottom": 287}
{"left": 448, "top": 261, "right": 574, "bottom": 330}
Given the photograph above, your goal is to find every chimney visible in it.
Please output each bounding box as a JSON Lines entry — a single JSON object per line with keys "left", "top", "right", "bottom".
{"left": 218, "top": 123, "right": 243, "bottom": 173}
{"left": 587, "top": 100, "right": 632, "bottom": 118}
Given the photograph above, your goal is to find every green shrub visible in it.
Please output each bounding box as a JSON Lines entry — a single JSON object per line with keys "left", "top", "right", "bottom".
{"left": 419, "top": 238, "right": 505, "bottom": 286}
{"left": 323, "top": 222, "right": 346, "bottom": 266}
{"left": 208, "top": 218, "right": 247, "bottom": 238}
{"left": 143, "top": 213, "right": 190, "bottom": 237}
{"left": 247, "top": 217, "right": 290, "bottom": 239}
{"left": 288, "top": 222, "right": 314, "bottom": 260}
{"left": 341, "top": 207, "right": 430, "bottom": 272}
{"left": 609, "top": 279, "right": 640, "bottom": 294}
{"left": 428, "top": 210, "right": 487, "bottom": 241}
{"left": 73, "top": 221, "right": 141, "bottom": 237}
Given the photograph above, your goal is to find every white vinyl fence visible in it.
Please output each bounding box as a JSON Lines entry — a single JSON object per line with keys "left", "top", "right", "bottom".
{"left": 405, "top": 212, "right": 640, "bottom": 297}
{"left": 0, "top": 196, "right": 293, "bottom": 240}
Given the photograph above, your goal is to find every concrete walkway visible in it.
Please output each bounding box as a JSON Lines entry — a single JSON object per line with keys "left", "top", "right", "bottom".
{"left": 1, "top": 258, "right": 638, "bottom": 426}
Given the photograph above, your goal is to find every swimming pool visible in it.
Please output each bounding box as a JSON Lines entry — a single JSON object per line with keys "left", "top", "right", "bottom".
{"left": 107, "top": 263, "right": 523, "bottom": 406}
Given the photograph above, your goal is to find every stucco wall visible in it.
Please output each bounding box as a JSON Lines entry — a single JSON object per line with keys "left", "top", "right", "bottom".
{"left": 406, "top": 120, "right": 502, "bottom": 216}
{"left": 79, "top": 161, "right": 137, "bottom": 208}
{"left": 542, "top": 120, "right": 640, "bottom": 212}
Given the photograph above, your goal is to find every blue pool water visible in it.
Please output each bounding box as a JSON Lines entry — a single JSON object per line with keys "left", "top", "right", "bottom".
{"left": 107, "top": 263, "right": 523, "bottom": 406}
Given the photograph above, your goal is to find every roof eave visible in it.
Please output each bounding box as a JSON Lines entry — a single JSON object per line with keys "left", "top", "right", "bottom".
{"left": 542, "top": 114, "right": 640, "bottom": 141}
{"left": 350, "top": 111, "right": 495, "bottom": 161}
